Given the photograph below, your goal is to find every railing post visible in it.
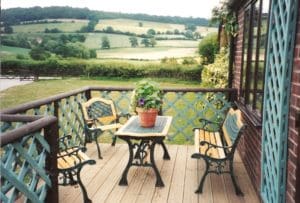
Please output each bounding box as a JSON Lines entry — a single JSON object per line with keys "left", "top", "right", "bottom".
{"left": 229, "top": 89, "right": 237, "bottom": 103}
{"left": 85, "top": 89, "right": 91, "bottom": 100}
{"left": 44, "top": 118, "right": 59, "bottom": 203}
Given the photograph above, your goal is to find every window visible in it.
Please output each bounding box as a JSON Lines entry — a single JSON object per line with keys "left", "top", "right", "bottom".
{"left": 240, "top": 0, "right": 270, "bottom": 123}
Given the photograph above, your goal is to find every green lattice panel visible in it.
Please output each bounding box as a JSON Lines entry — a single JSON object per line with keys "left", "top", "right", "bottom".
{"left": 21, "top": 92, "right": 87, "bottom": 150}
{"left": 57, "top": 93, "right": 87, "bottom": 148}
{"left": 0, "top": 123, "right": 51, "bottom": 203}
{"left": 92, "top": 90, "right": 232, "bottom": 144}
{"left": 261, "top": 0, "right": 298, "bottom": 202}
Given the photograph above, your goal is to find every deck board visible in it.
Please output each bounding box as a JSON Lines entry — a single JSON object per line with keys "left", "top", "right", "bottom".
{"left": 59, "top": 143, "right": 260, "bottom": 203}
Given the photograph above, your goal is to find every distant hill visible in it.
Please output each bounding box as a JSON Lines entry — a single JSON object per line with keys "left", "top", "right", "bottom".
{"left": 1, "top": 6, "right": 211, "bottom": 27}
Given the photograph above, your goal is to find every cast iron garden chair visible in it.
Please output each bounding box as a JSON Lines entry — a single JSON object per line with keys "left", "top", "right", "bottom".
{"left": 191, "top": 108, "right": 246, "bottom": 196}
{"left": 57, "top": 134, "right": 96, "bottom": 203}
{"left": 80, "top": 97, "right": 126, "bottom": 159}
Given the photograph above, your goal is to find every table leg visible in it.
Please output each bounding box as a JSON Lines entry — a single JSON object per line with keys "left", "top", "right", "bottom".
{"left": 150, "top": 138, "right": 164, "bottom": 187}
{"left": 119, "top": 137, "right": 134, "bottom": 186}
{"left": 160, "top": 141, "right": 170, "bottom": 160}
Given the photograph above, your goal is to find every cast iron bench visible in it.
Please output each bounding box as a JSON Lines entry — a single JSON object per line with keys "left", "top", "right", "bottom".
{"left": 191, "top": 108, "right": 246, "bottom": 196}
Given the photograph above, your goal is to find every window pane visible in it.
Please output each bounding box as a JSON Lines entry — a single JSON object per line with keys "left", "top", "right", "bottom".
{"left": 256, "top": 0, "right": 270, "bottom": 114}
{"left": 242, "top": 8, "right": 251, "bottom": 100}
{"left": 249, "top": 0, "right": 260, "bottom": 108}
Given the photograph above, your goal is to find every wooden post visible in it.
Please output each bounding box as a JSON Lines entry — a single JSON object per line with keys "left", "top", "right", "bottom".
{"left": 44, "top": 119, "right": 59, "bottom": 203}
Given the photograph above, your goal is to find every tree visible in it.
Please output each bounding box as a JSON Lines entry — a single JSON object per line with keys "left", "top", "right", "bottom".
{"left": 89, "top": 49, "right": 97, "bottom": 58}
{"left": 147, "top": 29, "right": 156, "bottom": 36}
{"left": 185, "top": 30, "right": 194, "bottom": 39}
{"left": 185, "top": 24, "right": 197, "bottom": 32}
{"left": 129, "top": 36, "right": 139, "bottom": 47}
{"left": 138, "top": 22, "right": 143, "bottom": 27}
{"left": 149, "top": 38, "right": 157, "bottom": 47}
{"left": 194, "top": 32, "right": 202, "bottom": 39}
{"left": 198, "top": 33, "right": 219, "bottom": 64}
{"left": 174, "top": 29, "right": 180, "bottom": 35}
{"left": 29, "top": 46, "right": 51, "bottom": 60}
{"left": 141, "top": 38, "right": 150, "bottom": 47}
{"left": 105, "top": 26, "right": 114, "bottom": 33}
{"left": 101, "top": 36, "right": 110, "bottom": 49}
{"left": 4, "top": 25, "right": 13, "bottom": 33}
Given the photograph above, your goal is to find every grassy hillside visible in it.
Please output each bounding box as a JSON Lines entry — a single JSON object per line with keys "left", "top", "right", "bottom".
{"left": 5, "top": 18, "right": 216, "bottom": 60}
{"left": 95, "top": 18, "right": 217, "bottom": 35}
{"left": 12, "top": 21, "right": 88, "bottom": 33}
{"left": 12, "top": 18, "right": 217, "bottom": 36}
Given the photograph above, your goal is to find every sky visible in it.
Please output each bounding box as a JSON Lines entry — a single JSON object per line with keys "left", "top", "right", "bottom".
{"left": 1, "top": 0, "right": 221, "bottom": 19}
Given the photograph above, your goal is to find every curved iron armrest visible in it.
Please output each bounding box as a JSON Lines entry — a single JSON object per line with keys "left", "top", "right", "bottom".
{"left": 58, "top": 135, "right": 73, "bottom": 150}
{"left": 198, "top": 118, "right": 222, "bottom": 130}
{"left": 57, "top": 146, "right": 88, "bottom": 158}
{"left": 199, "top": 140, "right": 233, "bottom": 157}
{"left": 58, "top": 134, "right": 88, "bottom": 153}
{"left": 117, "top": 113, "right": 131, "bottom": 122}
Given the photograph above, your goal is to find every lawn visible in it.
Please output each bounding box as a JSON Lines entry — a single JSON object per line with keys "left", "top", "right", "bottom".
{"left": 0, "top": 77, "right": 201, "bottom": 110}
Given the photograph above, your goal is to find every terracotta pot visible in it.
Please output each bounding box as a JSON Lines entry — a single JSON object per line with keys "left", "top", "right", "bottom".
{"left": 136, "top": 108, "right": 158, "bottom": 128}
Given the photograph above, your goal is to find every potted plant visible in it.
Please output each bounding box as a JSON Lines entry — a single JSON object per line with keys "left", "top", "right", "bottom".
{"left": 131, "top": 79, "right": 163, "bottom": 127}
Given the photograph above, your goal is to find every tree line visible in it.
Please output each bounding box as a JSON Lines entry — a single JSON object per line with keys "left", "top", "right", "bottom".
{"left": 1, "top": 6, "right": 210, "bottom": 27}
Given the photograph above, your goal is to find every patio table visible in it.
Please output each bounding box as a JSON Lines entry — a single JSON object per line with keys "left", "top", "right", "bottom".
{"left": 115, "top": 115, "right": 172, "bottom": 187}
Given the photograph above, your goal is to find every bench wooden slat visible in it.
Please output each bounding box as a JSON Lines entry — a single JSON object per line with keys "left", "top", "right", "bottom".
{"left": 194, "top": 130, "right": 224, "bottom": 159}
{"left": 214, "top": 132, "right": 226, "bottom": 159}
{"left": 208, "top": 132, "right": 219, "bottom": 159}
{"left": 58, "top": 148, "right": 91, "bottom": 170}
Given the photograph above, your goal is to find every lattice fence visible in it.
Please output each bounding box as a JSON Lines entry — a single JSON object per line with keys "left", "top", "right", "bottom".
{"left": 95, "top": 90, "right": 232, "bottom": 144}
{"left": 0, "top": 121, "right": 52, "bottom": 203}
{"left": 261, "top": 0, "right": 298, "bottom": 202}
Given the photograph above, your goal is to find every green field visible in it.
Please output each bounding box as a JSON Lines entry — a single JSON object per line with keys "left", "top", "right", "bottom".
{"left": 0, "top": 45, "right": 30, "bottom": 56}
{"left": 12, "top": 18, "right": 217, "bottom": 36}
{"left": 12, "top": 21, "right": 88, "bottom": 33}
{"left": 95, "top": 18, "right": 217, "bottom": 35}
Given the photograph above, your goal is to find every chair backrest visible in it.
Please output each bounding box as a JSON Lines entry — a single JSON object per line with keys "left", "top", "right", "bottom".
{"left": 81, "top": 98, "right": 118, "bottom": 125}
{"left": 221, "top": 108, "right": 245, "bottom": 148}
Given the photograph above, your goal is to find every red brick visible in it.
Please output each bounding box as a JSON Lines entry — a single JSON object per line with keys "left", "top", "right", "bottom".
{"left": 286, "top": 192, "right": 294, "bottom": 203}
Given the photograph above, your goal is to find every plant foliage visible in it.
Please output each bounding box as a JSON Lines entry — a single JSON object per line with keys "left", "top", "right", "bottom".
{"left": 131, "top": 79, "right": 162, "bottom": 111}
{"left": 201, "top": 48, "right": 229, "bottom": 88}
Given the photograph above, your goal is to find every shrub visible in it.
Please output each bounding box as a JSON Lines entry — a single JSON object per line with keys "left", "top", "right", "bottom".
{"left": 198, "top": 33, "right": 219, "bottom": 64}
{"left": 201, "top": 48, "right": 228, "bottom": 88}
{"left": 182, "top": 57, "right": 197, "bottom": 65}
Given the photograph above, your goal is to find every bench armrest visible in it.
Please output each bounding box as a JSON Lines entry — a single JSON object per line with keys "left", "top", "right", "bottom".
{"left": 198, "top": 118, "right": 222, "bottom": 130}
{"left": 117, "top": 113, "right": 131, "bottom": 121}
{"left": 199, "top": 140, "right": 233, "bottom": 156}
{"left": 57, "top": 146, "right": 87, "bottom": 158}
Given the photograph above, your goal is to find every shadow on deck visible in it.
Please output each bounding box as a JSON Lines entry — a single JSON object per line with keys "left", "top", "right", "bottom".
{"left": 59, "top": 143, "right": 259, "bottom": 203}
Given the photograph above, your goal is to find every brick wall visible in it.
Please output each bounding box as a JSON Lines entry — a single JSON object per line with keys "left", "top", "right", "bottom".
{"left": 286, "top": 10, "right": 300, "bottom": 203}
{"left": 233, "top": 4, "right": 300, "bottom": 203}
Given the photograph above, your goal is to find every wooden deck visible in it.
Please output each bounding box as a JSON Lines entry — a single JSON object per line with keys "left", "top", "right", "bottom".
{"left": 59, "top": 143, "right": 260, "bottom": 203}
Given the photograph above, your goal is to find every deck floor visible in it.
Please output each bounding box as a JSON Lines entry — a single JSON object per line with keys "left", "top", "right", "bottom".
{"left": 59, "top": 143, "right": 260, "bottom": 203}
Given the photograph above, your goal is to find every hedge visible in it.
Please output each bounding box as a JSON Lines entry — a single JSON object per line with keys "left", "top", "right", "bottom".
{"left": 1, "top": 59, "right": 202, "bottom": 81}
